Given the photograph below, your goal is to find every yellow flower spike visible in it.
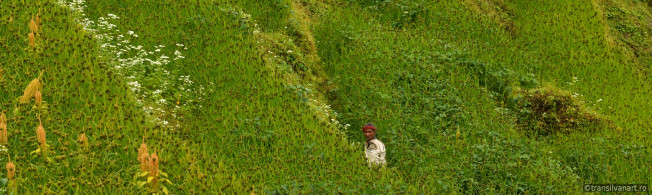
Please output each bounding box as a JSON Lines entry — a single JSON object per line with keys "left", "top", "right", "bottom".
{"left": 6, "top": 157, "right": 15, "bottom": 180}
{"left": 20, "top": 76, "right": 42, "bottom": 104}
{"left": 36, "top": 124, "right": 46, "bottom": 150}
{"left": 149, "top": 151, "right": 159, "bottom": 177}
{"left": 0, "top": 113, "right": 6, "bottom": 124}
{"left": 148, "top": 151, "right": 160, "bottom": 190}
{"left": 28, "top": 32, "right": 36, "bottom": 49}
{"left": 78, "top": 133, "right": 88, "bottom": 148}
{"left": 35, "top": 90, "right": 42, "bottom": 106}
{"left": 138, "top": 137, "right": 149, "bottom": 172}
{"left": 36, "top": 13, "right": 41, "bottom": 27}
{"left": 30, "top": 18, "right": 37, "bottom": 33}
{"left": 0, "top": 123, "right": 7, "bottom": 144}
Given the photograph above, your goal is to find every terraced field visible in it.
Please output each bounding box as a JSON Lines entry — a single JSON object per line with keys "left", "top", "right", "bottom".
{"left": 0, "top": 0, "right": 649, "bottom": 193}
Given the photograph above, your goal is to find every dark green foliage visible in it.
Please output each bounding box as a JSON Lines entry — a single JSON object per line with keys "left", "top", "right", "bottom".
{"left": 455, "top": 129, "right": 580, "bottom": 194}
{"left": 459, "top": 59, "right": 604, "bottom": 136}
{"left": 459, "top": 59, "right": 538, "bottom": 104}
{"left": 602, "top": 0, "right": 652, "bottom": 69}
{"left": 0, "top": 0, "right": 650, "bottom": 193}
{"left": 391, "top": 73, "right": 468, "bottom": 132}
{"left": 512, "top": 86, "right": 605, "bottom": 136}
{"left": 350, "top": 0, "right": 430, "bottom": 29}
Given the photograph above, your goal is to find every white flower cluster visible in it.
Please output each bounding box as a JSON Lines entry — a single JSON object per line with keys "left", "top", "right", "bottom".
{"left": 571, "top": 91, "right": 583, "bottom": 98}
{"left": 567, "top": 76, "right": 578, "bottom": 86}
{"left": 57, "top": 0, "right": 86, "bottom": 15}
{"left": 0, "top": 144, "right": 7, "bottom": 154}
{"left": 57, "top": 0, "right": 205, "bottom": 130}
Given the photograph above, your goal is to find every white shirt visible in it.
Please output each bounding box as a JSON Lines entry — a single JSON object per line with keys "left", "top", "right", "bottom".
{"left": 365, "top": 138, "right": 386, "bottom": 167}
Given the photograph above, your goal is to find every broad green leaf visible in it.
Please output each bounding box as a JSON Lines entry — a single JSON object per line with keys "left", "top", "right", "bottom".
{"left": 139, "top": 171, "right": 149, "bottom": 177}
{"left": 162, "top": 186, "right": 169, "bottom": 195}
{"left": 138, "top": 181, "right": 147, "bottom": 187}
{"left": 147, "top": 177, "right": 154, "bottom": 182}
{"left": 160, "top": 179, "right": 173, "bottom": 184}
{"left": 160, "top": 172, "right": 168, "bottom": 177}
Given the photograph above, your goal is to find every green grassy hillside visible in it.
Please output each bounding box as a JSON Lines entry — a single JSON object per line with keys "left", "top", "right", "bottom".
{"left": 0, "top": 0, "right": 649, "bottom": 194}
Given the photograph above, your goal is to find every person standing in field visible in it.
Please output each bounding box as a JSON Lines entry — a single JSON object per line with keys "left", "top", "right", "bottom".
{"left": 362, "top": 123, "right": 386, "bottom": 168}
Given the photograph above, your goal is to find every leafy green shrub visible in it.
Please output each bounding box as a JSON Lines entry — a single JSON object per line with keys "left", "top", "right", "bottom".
{"left": 391, "top": 73, "right": 468, "bottom": 132}
{"left": 455, "top": 129, "right": 581, "bottom": 194}
{"left": 313, "top": 20, "right": 359, "bottom": 64}
{"left": 512, "top": 85, "right": 606, "bottom": 136}
{"left": 458, "top": 59, "right": 538, "bottom": 104}
{"left": 459, "top": 59, "right": 605, "bottom": 136}
{"left": 220, "top": 6, "right": 253, "bottom": 33}
{"left": 351, "top": 0, "right": 430, "bottom": 29}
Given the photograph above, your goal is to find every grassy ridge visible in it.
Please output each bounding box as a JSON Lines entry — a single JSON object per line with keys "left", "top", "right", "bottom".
{"left": 0, "top": 0, "right": 649, "bottom": 193}
{"left": 314, "top": 1, "right": 582, "bottom": 193}
{"left": 0, "top": 0, "right": 150, "bottom": 193}
{"left": 2, "top": 0, "right": 406, "bottom": 193}
{"left": 313, "top": 0, "right": 650, "bottom": 193}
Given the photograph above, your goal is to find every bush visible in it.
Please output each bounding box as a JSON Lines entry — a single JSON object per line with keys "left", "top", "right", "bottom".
{"left": 459, "top": 59, "right": 605, "bottom": 136}
{"left": 512, "top": 85, "right": 606, "bottom": 136}
{"left": 351, "top": 0, "right": 430, "bottom": 29}
{"left": 459, "top": 59, "right": 538, "bottom": 105}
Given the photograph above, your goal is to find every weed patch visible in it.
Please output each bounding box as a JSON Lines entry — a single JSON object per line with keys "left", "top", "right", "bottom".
{"left": 58, "top": 0, "right": 209, "bottom": 130}
{"left": 0, "top": 0, "right": 650, "bottom": 193}
{"left": 462, "top": 0, "right": 517, "bottom": 35}
{"left": 460, "top": 59, "right": 606, "bottom": 136}
{"left": 511, "top": 85, "right": 606, "bottom": 136}
{"left": 354, "top": 0, "right": 430, "bottom": 29}
{"left": 600, "top": 0, "right": 652, "bottom": 70}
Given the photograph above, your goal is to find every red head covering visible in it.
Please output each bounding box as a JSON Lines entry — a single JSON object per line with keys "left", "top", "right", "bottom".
{"left": 362, "top": 123, "right": 376, "bottom": 131}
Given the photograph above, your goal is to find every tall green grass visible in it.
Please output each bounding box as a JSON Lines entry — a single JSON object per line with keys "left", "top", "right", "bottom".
{"left": 0, "top": 0, "right": 649, "bottom": 193}
{"left": 314, "top": 0, "right": 650, "bottom": 193}
{"left": 0, "top": 0, "right": 150, "bottom": 193}
{"left": 2, "top": 0, "right": 406, "bottom": 193}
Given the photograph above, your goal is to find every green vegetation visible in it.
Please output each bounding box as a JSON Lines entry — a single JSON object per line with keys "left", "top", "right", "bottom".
{"left": 599, "top": 0, "right": 652, "bottom": 69}
{"left": 314, "top": 0, "right": 650, "bottom": 193}
{"left": 0, "top": 0, "right": 649, "bottom": 193}
{"left": 511, "top": 84, "right": 606, "bottom": 136}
